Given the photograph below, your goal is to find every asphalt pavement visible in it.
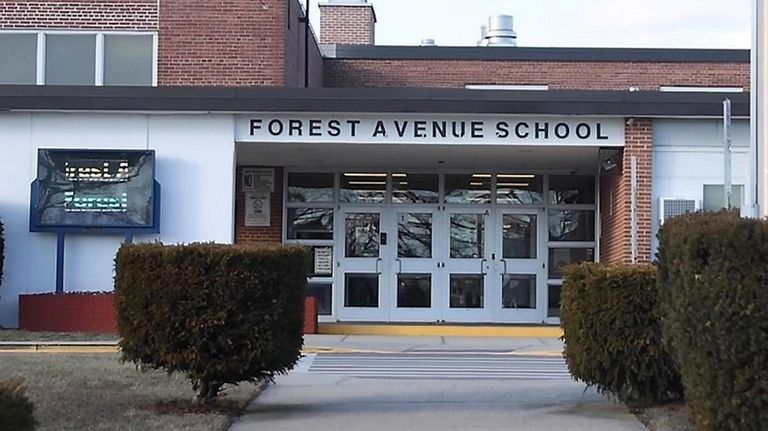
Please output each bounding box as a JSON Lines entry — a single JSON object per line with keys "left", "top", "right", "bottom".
{"left": 230, "top": 335, "right": 647, "bottom": 431}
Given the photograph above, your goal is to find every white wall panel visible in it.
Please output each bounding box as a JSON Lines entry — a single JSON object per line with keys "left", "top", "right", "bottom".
{"left": 0, "top": 112, "right": 235, "bottom": 327}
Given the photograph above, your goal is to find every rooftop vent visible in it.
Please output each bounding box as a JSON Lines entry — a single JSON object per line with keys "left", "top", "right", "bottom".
{"left": 420, "top": 38, "right": 436, "bottom": 46}
{"left": 478, "top": 15, "right": 517, "bottom": 47}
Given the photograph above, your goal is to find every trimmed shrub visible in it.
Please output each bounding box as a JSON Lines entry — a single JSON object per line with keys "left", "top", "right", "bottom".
{"left": 657, "top": 212, "right": 768, "bottom": 431}
{"left": 0, "top": 379, "right": 37, "bottom": 431}
{"left": 561, "top": 263, "right": 683, "bottom": 406}
{"left": 115, "top": 243, "right": 312, "bottom": 405}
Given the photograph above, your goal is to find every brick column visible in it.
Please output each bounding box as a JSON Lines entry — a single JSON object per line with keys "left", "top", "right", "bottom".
{"left": 600, "top": 118, "right": 653, "bottom": 264}
{"left": 235, "top": 167, "right": 284, "bottom": 245}
{"left": 319, "top": 0, "right": 376, "bottom": 45}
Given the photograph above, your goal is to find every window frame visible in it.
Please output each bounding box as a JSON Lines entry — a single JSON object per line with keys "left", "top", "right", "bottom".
{"left": 0, "top": 30, "right": 158, "bottom": 86}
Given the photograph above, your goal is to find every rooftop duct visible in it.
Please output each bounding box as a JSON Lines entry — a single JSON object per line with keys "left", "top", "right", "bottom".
{"left": 420, "top": 38, "right": 437, "bottom": 46}
{"left": 478, "top": 15, "right": 517, "bottom": 47}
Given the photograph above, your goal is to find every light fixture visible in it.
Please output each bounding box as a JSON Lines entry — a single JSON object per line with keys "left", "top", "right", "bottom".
{"left": 498, "top": 183, "right": 530, "bottom": 187}
{"left": 498, "top": 174, "right": 535, "bottom": 179}
{"left": 344, "top": 173, "right": 387, "bottom": 177}
{"left": 472, "top": 173, "right": 492, "bottom": 178}
{"left": 348, "top": 181, "right": 387, "bottom": 186}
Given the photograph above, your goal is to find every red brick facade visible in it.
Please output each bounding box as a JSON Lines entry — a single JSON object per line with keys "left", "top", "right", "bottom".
{"left": 319, "top": 3, "right": 375, "bottom": 45}
{"left": 324, "top": 60, "right": 749, "bottom": 90}
{"left": 600, "top": 119, "right": 654, "bottom": 264}
{"left": 235, "top": 167, "right": 284, "bottom": 245}
{"left": 0, "top": 0, "right": 158, "bottom": 29}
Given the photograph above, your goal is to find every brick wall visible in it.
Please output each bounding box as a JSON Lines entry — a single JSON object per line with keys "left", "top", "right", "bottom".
{"left": 284, "top": 0, "right": 324, "bottom": 87}
{"left": 158, "top": 0, "right": 287, "bottom": 86}
{"left": 600, "top": 118, "right": 653, "bottom": 264}
{"left": 0, "top": 0, "right": 158, "bottom": 29}
{"left": 319, "top": 3, "right": 375, "bottom": 45}
{"left": 235, "top": 167, "right": 284, "bottom": 244}
{"left": 324, "top": 60, "right": 749, "bottom": 90}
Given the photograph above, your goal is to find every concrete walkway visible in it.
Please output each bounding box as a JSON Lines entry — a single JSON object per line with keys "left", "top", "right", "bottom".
{"left": 230, "top": 335, "right": 647, "bottom": 431}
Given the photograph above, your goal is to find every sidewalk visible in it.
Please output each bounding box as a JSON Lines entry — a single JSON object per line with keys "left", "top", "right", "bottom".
{"left": 230, "top": 335, "right": 646, "bottom": 431}
{"left": 302, "top": 334, "right": 564, "bottom": 355}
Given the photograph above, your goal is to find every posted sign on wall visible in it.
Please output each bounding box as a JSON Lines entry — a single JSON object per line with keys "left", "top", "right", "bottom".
{"left": 236, "top": 113, "right": 625, "bottom": 147}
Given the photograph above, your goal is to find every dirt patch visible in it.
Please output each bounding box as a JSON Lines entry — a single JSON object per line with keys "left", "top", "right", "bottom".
{"left": 0, "top": 353, "right": 262, "bottom": 431}
{"left": 636, "top": 402, "right": 694, "bottom": 431}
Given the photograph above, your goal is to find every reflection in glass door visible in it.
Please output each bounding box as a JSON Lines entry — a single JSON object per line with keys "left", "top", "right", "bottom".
{"left": 495, "top": 210, "right": 546, "bottom": 322}
{"left": 442, "top": 209, "right": 492, "bottom": 322}
{"left": 337, "top": 209, "right": 388, "bottom": 321}
{"left": 391, "top": 210, "right": 438, "bottom": 321}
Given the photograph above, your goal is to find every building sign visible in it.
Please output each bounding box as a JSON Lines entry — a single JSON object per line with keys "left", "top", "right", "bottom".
{"left": 244, "top": 192, "right": 270, "bottom": 227}
{"left": 313, "top": 246, "right": 333, "bottom": 275}
{"left": 31, "top": 149, "right": 157, "bottom": 230}
{"left": 242, "top": 168, "right": 275, "bottom": 192}
{"left": 236, "top": 113, "right": 625, "bottom": 146}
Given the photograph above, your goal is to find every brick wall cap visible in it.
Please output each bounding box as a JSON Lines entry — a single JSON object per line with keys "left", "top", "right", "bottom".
{"left": 322, "top": 45, "right": 749, "bottom": 63}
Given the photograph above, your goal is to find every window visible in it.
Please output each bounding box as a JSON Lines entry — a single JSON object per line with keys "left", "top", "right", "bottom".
{"left": 0, "top": 33, "right": 37, "bottom": 84}
{"left": 703, "top": 184, "right": 744, "bottom": 212}
{"left": 45, "top": 34, "right": 96, "bottom": 85}
{"left": 103, "top": 34, "right": 154, "bottom": 86}
{"left": 0, "top": 31, "right": 156, "bottom": 86}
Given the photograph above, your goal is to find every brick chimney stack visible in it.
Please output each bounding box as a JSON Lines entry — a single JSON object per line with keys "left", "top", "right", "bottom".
{"left": 319, "top": 0, "right": 376, "bottom": 45}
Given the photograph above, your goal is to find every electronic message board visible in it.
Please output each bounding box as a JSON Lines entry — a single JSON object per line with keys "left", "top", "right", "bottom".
{"left": 31, "top": 149, "right": 159, "bottom": 232}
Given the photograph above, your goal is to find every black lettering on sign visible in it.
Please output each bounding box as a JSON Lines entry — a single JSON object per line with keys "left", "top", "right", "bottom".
{"left": 535, "top": 122, "right": 549, "bottom": 140}
{"left": 309, "top": 119, "right": 322, "bottom": 137}
{"left": 471, "top": 121, "right": 484, "bottom": 138}
{"left": 249, "top": 119, "right": 262, "bottom": 136}
{"left": 394, "top": 120, "right": 409, "bottom": 138}
{"left": 433, "top": 121, "right": 447, "bottom": 138}
{"left": 496, "top": 121, "right": 509, "bottom": 138}
{"left": 575, "top": 123, "right": 591, "bottom": 139}
{"left": 373, "top": 120, "right": 387, "bottom": 137}
{"left": 414, "top": 121, "right": 427, "bottom": 138}
{"left": 452, "top": 121, "right": 466, "bottom": 138}
{"left": 268, "top": 119, "right": 284, "bottom": 136}
{"left": 597, "top": 123, "right": 609, "bottom": 140}
{"left": 328, "top": 120, "right": 342, "bottom": 137}
{"left": 515, "top": 122, "right": 530, "bottom": 139}
{"left": 347, "top": 120, "right": 361, "bottom": 137}
{"left": 554, "top": 123, "right": 570, "bottom": 139}
{"left": 289, "top": 119, "right": 303, "bottom": 136}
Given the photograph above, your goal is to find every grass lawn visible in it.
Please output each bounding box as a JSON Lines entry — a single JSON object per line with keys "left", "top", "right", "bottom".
{"left": 0, "top": 329, "right": 118, "bottom": 342}
{"left": 0, "top": 353, "right": 262, "bottom": 431}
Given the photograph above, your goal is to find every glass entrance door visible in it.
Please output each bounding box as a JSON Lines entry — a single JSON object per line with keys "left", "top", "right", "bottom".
{"left": 493, "top": 209, "right": 546, "bottom": 322}
{"left": 390, "top": 209, "right": 439, "bottom": 322}
{"left": 336, "top": 208, "right": 389, "bottom": 321}
{"left": 441, "top": 209, "right": 493, "bottom": 322}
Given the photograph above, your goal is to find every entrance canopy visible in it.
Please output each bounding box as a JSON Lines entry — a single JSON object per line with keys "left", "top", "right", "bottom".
{"left": 236, "top": 142, "right": 601, "bottom": 171}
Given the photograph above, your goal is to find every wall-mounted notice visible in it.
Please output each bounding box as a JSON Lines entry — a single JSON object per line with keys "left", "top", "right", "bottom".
{"left": 313, "top": 246, "right": 333, "bottom": 275}
{"left": 244, "top": 192, "right": 270, "bottom": 227}
{"left": 242, "top": 168, "right": 274, "bottom": 193}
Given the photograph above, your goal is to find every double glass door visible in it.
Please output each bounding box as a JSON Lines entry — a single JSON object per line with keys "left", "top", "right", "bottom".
{"left": 336, "top": 206, "right": 545, "bottom": 323}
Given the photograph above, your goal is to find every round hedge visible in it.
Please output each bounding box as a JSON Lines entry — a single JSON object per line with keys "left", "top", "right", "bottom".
{"left": 658, "top": 212, "right": 768, "bottom": 430}
{"left": 561, "top": 263, "right": 683, "bottom": 406}
{"left": 114, "top": 243, "right": 311, "bottom": 404}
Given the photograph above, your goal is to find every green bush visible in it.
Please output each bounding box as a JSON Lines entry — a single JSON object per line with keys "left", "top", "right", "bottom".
{"left": 657, "top": 212, "right": 768, "bottom": 431}
{"left": 0, "top": 379, "right": 37, "bottom": 431}
{"left": 114, "top": 243, "right": 312, "bottom": 405}
{"left": 561, "top": 263, "right": 682, "bottom": 406}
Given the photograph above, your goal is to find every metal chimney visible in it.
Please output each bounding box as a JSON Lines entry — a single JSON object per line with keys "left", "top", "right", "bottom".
{"left": 420, "top": 38, "right": 436, "bottom": 46}
{"left": 478, "top": 15, "right": 517, "bottom": 46}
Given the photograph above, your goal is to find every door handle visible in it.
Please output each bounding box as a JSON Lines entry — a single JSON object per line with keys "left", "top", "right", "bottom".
{"left": 396, "top": 258, "right": 403, "bottom": 274}
{"left": 480, "top": 258, "right": 487, "bottom": 276}
{"left": 375, "top": 258, "right": 382, "bottom": 275}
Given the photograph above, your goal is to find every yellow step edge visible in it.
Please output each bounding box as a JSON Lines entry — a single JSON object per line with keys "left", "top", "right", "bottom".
{"left": 318, "top": 324, "right": 563, "bottom": 338}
